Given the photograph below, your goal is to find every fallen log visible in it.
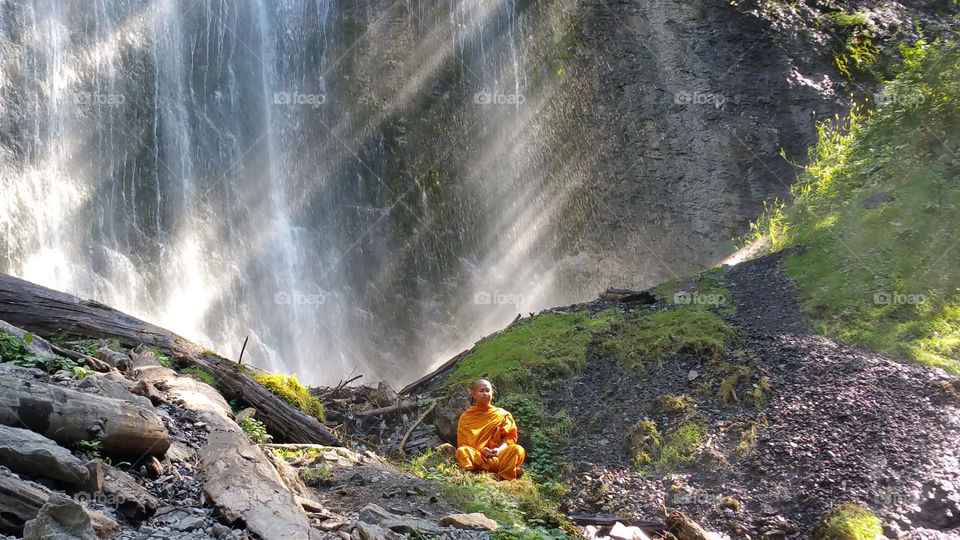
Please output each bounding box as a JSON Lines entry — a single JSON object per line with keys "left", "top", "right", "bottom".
{"left": 130, "top": 362, "right": 321, "bottom": 540}
{"left": 0, "top": 369, "right": 170, "bottom": 458}
{"left": 666, "top": 510, "right": 711, "bottom": 540}
{"left": 0, "top": 272, "right": 338, "bottom": 446}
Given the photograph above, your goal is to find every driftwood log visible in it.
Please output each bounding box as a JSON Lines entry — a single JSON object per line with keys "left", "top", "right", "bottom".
{"left": 130, "top": 361, "right": 321, "bottom": 540}
{"left": 666, "top": 510, "right": 712, "bottom": 540}
{"left": 0, "top": 371, "right": 170, "bottom": 458}
{"left": 0, "top": 272, "right": 337, "bottom": 446}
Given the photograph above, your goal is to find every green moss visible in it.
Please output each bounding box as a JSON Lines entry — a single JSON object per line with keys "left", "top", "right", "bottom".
{"left": 252, "top": 372, "right": 324, "bottom": 420}
{"left": 826, "top": 12, "right": 879, "bottom": 81}
{"left": 654, "top": 394, "right": 694, "bottom": 413}
{"left": 184, "top": 367, "right": 217, "bottom": 388}
{"left": 594, "top": 309, "right": 736, "bottom": 373}
{"left": 447, "top": 311, "right": 599, "bottom": 392}
{"left": 746, "top": 41, "right": 960, "bottom": 375}
{"left": 734, "top": 416, "right": 767, "bottom": 456}
{"left": 654, "top": 267, "right": 737, "bottom": 315}
{"left": 814, "top": 503, "right": 883, "bottom": 539}
{"left": 654, "top": 420, "right": 707, "bottom": 471}
{"left": 626, "top": 419, "right": 660, "bottom": 470}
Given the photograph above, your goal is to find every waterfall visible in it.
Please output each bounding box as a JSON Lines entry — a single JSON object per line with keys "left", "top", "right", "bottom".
{"left": 0, "top": 0, "right": 574, "bottom": 386}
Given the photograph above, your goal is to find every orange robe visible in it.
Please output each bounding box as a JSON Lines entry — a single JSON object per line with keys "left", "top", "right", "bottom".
{"left": 455, "top": 404, "right": 526, "bottom": 480}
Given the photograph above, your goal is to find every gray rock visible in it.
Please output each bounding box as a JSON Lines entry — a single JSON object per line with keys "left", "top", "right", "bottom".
{"left": 72, "top": 375, "right": 153, "bottom": 409}
{"left": 354, "top": 522, "right": 404, "bottom": 540}
{"left": 358, "top": 503, "right": 398, "bottom": 525}
{"left": 370, "top": 382, "right": 398, "bottom": 408}
{"left": 0, "top": 425, "right": 90, "bottom": 484}
{"left": 434, "top": 386, "right": 473, "bottom": 445}
{"left": 22, "top": 493, "right": 95, "bottom": 540}
{"left": 438, "top": 513, "right": 499, "bottom": 531}
{"left": 102, "top": 464, "right": 159, "bottom": 521}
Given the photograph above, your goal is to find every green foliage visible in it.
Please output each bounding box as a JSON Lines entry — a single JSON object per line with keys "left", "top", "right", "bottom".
{"left": 814, "top": 503, "right": 883, "bottom": 539}
{"left": 491, "top": 524, "right": 570, "bottom": 540}
{"left": 238, "top": 416, "right": 271, "bottom": 444}
{"left": 746, "top": 40, "right": 960, "bottom": 374}
{"left": 826, "top": 12, "right": 878, "bottom": 81}
{"left": 72, "top": 439, "right": 102, "bottom": 460}
{"left": 252, "top": 372, "right": 324, "bottom": 420}
{"left": 183, "top": 367, "right": 217, "bottom": 387}
{"left": 299, "top": 461, "right": 333, "bottom": 487}
{"left": 71, "top": 340, "right": 101, "bottom": 356}
{"left": 147, "top": 346, "right": 172, "bottom": 368}
{"left": 593, "top": 309, "right": 736, "bottom": 373}
{"left": 495, "top": 394, "right": 573, "bottom": 482}
{"left": 404, "top": 450, "right": 568, "bottom": 531}
{"left": 0, "top": 331, "right": 88, "bottom": 378}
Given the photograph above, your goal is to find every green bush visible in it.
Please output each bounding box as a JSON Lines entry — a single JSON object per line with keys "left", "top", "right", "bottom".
{"left": 238, "top": 416, "right": 270, "bottom": 444}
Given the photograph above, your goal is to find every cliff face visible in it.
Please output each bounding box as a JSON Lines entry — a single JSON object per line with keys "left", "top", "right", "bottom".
{"left": 0, "top": 0, "right": 954, "bottom": 385}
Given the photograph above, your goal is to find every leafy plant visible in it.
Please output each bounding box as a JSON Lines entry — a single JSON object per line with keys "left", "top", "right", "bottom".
{"left": 238, "top": 416, "right": 271, "bottom": 444}
{"left": 0, "top": 331, "right": 88, "bottom": 378}
{"left": 72, "top": 439, "right": 103, "bottom": 460}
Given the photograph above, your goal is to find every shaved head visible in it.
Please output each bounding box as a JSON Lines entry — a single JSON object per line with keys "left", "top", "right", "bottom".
{"left": 470, "top": 378, "right": 494, "bottom": 406}
{"left": 472, "top": 378, "right": 492, "bottom": 390}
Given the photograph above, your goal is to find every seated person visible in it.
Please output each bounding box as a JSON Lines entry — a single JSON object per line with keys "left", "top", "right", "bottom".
{"left": 455, "top": 378, "right": 526, "bottom": 480}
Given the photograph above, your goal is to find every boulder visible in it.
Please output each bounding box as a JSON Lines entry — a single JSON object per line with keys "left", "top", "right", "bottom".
{"left": 0, "top": 425, "right": 90, "bottom": 484}
{"left": 438, "top": 513, "right": 499, "bottom": 531}
{"left": 22, "top": 493, "right": 95, "bottom": 540}
{"left": 357, "top": 503, "right": 446, "bottom": 536}
{"left": 434, "top": 386, "right": 473, "bottom": 444}
{"left": 72, "top": 374, "right": 153, "bottom": 409}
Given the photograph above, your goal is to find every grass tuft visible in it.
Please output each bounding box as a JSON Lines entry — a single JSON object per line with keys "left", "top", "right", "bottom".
{"left": 814, "top": 503, "right": 883, "bottom": 539}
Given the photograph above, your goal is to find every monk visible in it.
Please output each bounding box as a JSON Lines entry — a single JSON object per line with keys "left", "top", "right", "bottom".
{"left": 455, "top": 378, "right": 526, "bottom": 480}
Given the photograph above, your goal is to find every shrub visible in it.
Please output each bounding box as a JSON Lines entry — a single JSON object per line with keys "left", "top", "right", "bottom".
{"left": 814, "top": 503, "right": 883, "bottom": 539}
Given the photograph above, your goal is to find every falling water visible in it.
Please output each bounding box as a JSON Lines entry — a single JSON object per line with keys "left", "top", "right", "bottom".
{"left": 0, "top": 0, "right": 577, "bottom": 386}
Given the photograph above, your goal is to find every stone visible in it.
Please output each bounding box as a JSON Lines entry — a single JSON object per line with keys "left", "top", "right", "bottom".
{"left": 234, "top": 407, "right": 257, "bottom": 424}
{"left": 102, "top": 464, "right": 159, "bottom": 521}
{"left": 85, "top": 460, "right": 105, "bottom": 495}
{"left": 354, "top": 522, "right": 404, "bottom": 540}
{"left": 434, "top": 385, "right": 473, "bottom": 444}
{"left": 609, "top": 522, "right": 650, "bottom": 540}
{"left": 358, "top": 503, "right": 398, "bottom": 525}
{"left": 0, "top": 425, "right": 90, "bottom": 484}
{"left": 94, "top": 347, "right": 132, "bottom": 371}
{"left": 131, "top": 380, "right": 164, "bottom": 405}
{"left": 22, "top": 493, "right": 95, "bottom": 540}
{"left": 370, "top": 382, "right": 398, "bottom": 408}
{"left": 438, "top": 513, "right": 499, "bottom": 531}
